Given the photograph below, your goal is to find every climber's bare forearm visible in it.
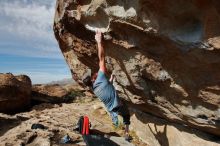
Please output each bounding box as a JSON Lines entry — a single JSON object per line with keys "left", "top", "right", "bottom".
{"left": 95, "top": 31, "right": 106, "bottom": 72}
{"left": 98, "top": 42, "right": 104, "bottom": 61}
{"left": 97, "top": 42, "right": 106, "bottom": 72}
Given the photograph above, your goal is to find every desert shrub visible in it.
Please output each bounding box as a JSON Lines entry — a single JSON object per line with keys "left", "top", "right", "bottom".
{"left": 64, "top": 90, "right": 86, "bottom": 102}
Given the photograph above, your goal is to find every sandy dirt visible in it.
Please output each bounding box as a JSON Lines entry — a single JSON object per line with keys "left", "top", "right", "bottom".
{"left": 0, "top": 97, "right": 147, "bottom": 146}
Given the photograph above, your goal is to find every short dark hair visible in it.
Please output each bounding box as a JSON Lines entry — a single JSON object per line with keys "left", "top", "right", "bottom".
{"left": 82, "top": 76, "right": 92, "bottom": 87}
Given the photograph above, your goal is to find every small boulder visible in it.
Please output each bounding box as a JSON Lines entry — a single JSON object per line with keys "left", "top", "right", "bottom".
{"left": 0, "top": 73, "right": 32, "bottom": 113}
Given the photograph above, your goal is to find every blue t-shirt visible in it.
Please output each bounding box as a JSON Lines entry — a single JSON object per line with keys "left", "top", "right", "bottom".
{"left": 93, "top": 70, "right": 120, "bottom": 112}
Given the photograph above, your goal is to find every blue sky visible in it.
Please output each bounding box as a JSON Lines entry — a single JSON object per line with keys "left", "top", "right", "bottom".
{"left": 0, "top": 0, "right": 72, "bottom": 84}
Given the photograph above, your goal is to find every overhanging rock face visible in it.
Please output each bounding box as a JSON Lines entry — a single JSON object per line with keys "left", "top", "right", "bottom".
{"left": 53, "top": 0, "right": 220, "bottom": 136}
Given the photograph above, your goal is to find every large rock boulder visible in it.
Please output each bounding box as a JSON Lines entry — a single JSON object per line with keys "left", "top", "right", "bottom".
{"left": 0, "top": 73, "right": 32, "bottom": 113}
{"left": 32, "top": 84, "right": 70, "bottom": 103}
{"left": 53, "top": 0, "right": 220, "bottom": 136}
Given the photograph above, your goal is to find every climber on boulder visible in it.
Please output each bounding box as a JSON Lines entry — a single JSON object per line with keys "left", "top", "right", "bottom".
{"left": 82, "top": 31, "right": 131, "bottom": 141}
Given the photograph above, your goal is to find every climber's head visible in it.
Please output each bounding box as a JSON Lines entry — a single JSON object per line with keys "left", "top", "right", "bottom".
{"left": 91, "top": 72, "right": 98, "bottom": 83}
{"left": 82, "top": 75, "right": 92, "bottom": 87}
{"left": 82, "top": 73, "right": 97, "bottom": 87}
{"left": 82, "top": 69, "right": 97, "bottom": 87}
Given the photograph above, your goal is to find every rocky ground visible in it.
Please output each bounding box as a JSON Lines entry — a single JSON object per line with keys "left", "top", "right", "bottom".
{"left": 1, "top": 73, "right": 219, "bottom": 146}
{"left": 0, "top": 96, "right": 146, "bottom": 146}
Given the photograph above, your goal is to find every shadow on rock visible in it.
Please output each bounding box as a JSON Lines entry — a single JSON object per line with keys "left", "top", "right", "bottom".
{"left": 90, "top": 129, "right": 121, "bottom": 137}
{"left": 130, "top": 108, "right": 220, "bottom": 145}
{"left": 0, "top": 117, "right": 22, "bottom": 137}
{"left": 148, "top": 124, "right": 169, "bottom": 146}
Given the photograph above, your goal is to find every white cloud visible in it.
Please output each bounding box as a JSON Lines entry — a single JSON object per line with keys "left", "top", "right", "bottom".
{"left": 0, "top": 1, "right": 72, "bottom": 83}
{"left": 1, "top": 1, "right": 53, "bottom": 39}
{"left": 0, "top": 0, "right": 62, "bottom": 58}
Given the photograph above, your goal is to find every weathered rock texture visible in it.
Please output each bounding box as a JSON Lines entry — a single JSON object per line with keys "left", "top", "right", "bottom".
{"left": 130, "top": 109, "right": 220, "bottom": 146}
{"left": 53, "top": 0, "right": 220, "bottom": 136}
{"left": 0, "top": 73, "right": 32, "bottom": 113}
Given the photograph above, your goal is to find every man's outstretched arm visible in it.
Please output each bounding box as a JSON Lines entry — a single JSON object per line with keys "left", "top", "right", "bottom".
{"left": 95, "top": 31, "right": 106, "bottom": 73}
